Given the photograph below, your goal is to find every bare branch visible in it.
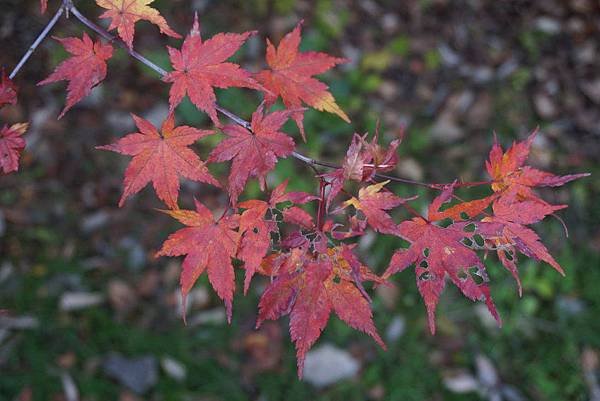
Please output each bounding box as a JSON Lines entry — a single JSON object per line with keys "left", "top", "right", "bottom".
{"left": 9, "top": 4, "right": 65, "bottom": 79}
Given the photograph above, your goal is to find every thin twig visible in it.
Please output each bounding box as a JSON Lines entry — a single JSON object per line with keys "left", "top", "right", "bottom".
{"left": 291, "top": 151, "right": 337, "bottom": 169}
{"left": 215, "top": 105, "right": 251, "bottom": 129}
{"left": 9, "top": 5, "right": 65, "bottom": 79}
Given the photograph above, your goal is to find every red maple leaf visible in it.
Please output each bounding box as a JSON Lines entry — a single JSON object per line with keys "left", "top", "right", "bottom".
{"left": 97, "top": 113, "right": 219, "bottom": 209}
{"left": 0, "top": 69, "right": 17, "bottom": 107}
{"left": 156, "top": 200, "right": 240, "bottom": 321}
{"left": 384, "top": 186, "right": 501, "bottom": 334}
{"left": 208, "top": 105, "right": 296, "bottom": 204}
{"left": 487, "top": 129, "right": 589, "bottom": 202}
{"left": 257, "top": 246, "right": 385, "bottom": 377}
{"left": 256, "top": 22, "right": 350, "bottom": 139}
{"left": 38, "top": 34, "right": 113, "bottom": 119}
{"left": 163, "top": 14, "right": 262, "bottom": 126}
{"left": 472, "top": 188, "right": 567, "bottom": 295}
{"left": 0, "top": 123, "right": 28, "bottom": 174}
{"left": 342, "top": 180, "right": 409, "bottom": 236}
{"left": 95, "top": 0, "right": 180, "bottom": 50}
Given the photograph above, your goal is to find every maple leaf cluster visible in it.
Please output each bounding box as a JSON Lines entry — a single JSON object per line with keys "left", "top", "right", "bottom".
{"left": 4, "top": 0, "right": 590, "bottom": 379}
{"left": 382, "top": 130, "right": 589, "bottom": 333}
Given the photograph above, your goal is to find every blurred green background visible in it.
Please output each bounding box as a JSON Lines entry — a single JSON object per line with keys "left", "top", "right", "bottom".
{"left": 0, "top": 0, "right": 598, "bottom": 400}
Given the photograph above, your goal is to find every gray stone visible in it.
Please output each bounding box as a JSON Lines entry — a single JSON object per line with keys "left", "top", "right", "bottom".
{"left": 556, "top": 296, "right": 586, "bottom": 316}
{"left": 161, "top": 357, "right": 187, "bottom": 382}
{"left": 0, "top": 315, "right": 39, "bottom": 330}
{"left": 303, "top": 343, "right": 360, "bottom": 388}
{"left": 187, "top": 307, "right": 227, "bottom": 326}
{"left": 103, "top": 353, "right": 158, "bottom": 394}
{"left": 80, "top": 211, "right": 110, "bottom": 233}
{"left": 385, "top": 315, "right": 406, "bottom": 342}
{"left": 534, "top": 92, "right": 558, "bottom": 119}
{"left": 59, "top": 292, "right": 104, "bottom": 311}
{"left": 444, "top": 371, "right": 479, "bottom": 393}
{"left": 61, "top": 372, "right": 79, "bottom": 401}
{"left": 535, "top": 17, "right": 561, "bottom": 34}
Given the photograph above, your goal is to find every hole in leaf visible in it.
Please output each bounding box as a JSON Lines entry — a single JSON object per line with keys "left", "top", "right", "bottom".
{"left": 460, "top": 212, "right": 470, "bottom": 220}
{"left": 423, "top": 248, "right": 430, "bottom": 257}
{"left": 252, "top": 227, "right": 259, "bottom": 234}
{"left": 438, "top": 218, "right": 452, "bottom": 228}
{"left": 468, "top": 266, "right": 484, "bottom": 285}
{"left": 464, "top": 223, "right": 476, "bottom": 232}
{"left": 457, "top": 269, "right": 468, "bottom": 281}
{"left": 505, "top": 251, "right": 514, "bottom": 261}
{"left": 473, "top": 234, "right": 484, "bottom": 247}
{"left": 333, "top": 275, "right": 341, "bottom": 284}
{"left": 462, "top": 238, "right": 474, "bottom": 247}
{"left": 418, "top": 271, "right": 432, "bottom": 281}
{"left": 419, "top": 260, "right": 429, "bottom": 269}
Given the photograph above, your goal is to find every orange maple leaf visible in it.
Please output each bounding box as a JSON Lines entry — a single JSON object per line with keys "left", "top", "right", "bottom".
{"left": 97, "top": 113, "right": 219, "bottom": 209}
{"left": 38, "top": 34, "right": 113, "bottom": 119}
{"left": 96, "top": 0, "right": 180, "bottom": 49}
{"left": 256, "top": 22, "right": 350, "bottom": 139}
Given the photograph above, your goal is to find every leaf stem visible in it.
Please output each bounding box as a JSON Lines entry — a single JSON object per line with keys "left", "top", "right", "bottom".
{"left": 316, "top": 179, "right": 327, "bottom": 231}
{"left": 9, "top": 4, "right": 65, "bottom": 79}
